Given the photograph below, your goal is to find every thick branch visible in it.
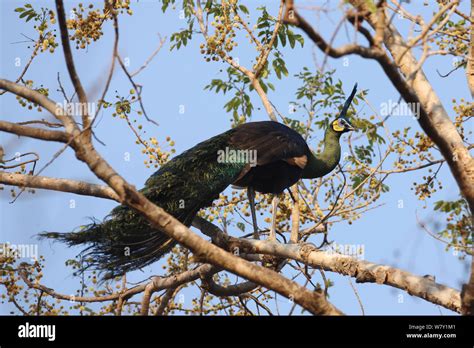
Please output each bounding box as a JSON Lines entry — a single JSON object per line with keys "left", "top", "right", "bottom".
{"left": 0, "top": 79, "right": 79, "bottom": 134}
{"left": 468, "top": 0, "right": 474, "bottom": 96}
{"left": 283, "top": 1, "right": 377, "bottom": 59}
{"left": 0, "top": 120, "right": 69, "bottom": 143}
{"left": 232, "top": 239, "right": 462, "bottom": 313}
{"left": 154, "top": 286, "right": 182, "bottom": 316}
{"left": 0, "top": 172, "right": 119, "bottom": 201}
{"left": 347, "top": 0, "right": 474, "bottom": 210}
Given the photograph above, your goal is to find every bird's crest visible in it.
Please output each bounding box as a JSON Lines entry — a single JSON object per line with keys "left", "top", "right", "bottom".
{"left": 338, "top": 83, "right": 358, "bottom": 121}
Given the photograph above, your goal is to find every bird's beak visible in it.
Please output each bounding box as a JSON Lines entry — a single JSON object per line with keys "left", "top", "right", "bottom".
{"left": 346, "top": 119, "right": 356, "bottom": 131}
{"left": 340, "top": 117, "right": 355, "bottom": 132}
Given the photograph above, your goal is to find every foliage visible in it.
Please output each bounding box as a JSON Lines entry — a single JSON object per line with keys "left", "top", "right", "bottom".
{"left": 433, "top": 199, "right": 472, "bottom": 259}
{"left": 15, "top": 4, "right": 59, "bottom": 53}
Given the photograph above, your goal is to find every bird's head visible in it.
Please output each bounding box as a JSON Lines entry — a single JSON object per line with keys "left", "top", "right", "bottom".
{"left": 331, "top": 83, "right": 357, "bottom": 134}
{"left": 331, "top": 117, "right": 355, "bottom": 133}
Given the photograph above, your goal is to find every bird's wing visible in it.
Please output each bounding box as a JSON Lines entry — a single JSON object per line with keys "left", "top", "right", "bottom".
{"left": 229, "top": 121, "right": 309, "bottom": 166}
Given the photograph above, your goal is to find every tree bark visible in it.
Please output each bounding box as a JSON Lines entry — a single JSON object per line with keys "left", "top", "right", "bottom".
{"left": 467, "top": 0, "right": 474, "bottom": 97}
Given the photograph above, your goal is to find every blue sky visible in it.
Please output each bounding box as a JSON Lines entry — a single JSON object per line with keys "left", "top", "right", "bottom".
{"left": 0, "top": 0, "right": 471, "bottom": 315}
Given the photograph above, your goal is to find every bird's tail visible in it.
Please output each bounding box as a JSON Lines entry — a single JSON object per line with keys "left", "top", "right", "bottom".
{"left": 40, "top": 206, "right": 179, "bottom": 280}
{"left": 40, "top": 131, "right": 245, "bottom": 279}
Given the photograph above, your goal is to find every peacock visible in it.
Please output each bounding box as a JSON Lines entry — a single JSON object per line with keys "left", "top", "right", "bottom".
{"left": 42, "top": 84, "right": 357, "bottom": 279}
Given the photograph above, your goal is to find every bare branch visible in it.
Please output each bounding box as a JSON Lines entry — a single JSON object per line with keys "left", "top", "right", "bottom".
{"left": 154, "top": 286, "right": 182, "bottom": 316}
{"left": 0, "top": 172, "right": 119, "bottom": 201}
{"left": 233, "top": 239, "right": 462, "bottom": 313}
{"left": 92, "top": 14, "right": 119, "bottom": 122}
{"left": 0, "top": 38, "right": 41, "bottom": 96}
{"left": 140, "top": 264, "right": 217, "bottom": 315}
{"left": 0, "top": 120, "right": 69, "bottom": 143}
{"left": 131, "top": 34, "right": 166, "bottom": 77}
{"left": 467, "top": 0, "right": 474, "bottom": 96}
{"left": 18, "top": 262, "right": 136, "bottom": 303}
{"left": 55, "top": 0, "right": 91, "bottom": 132}
{"left": 0, "top": 78, "right": 79, "bottom": 134}
{"left": 201, "top": 273, "right": 258, "bottom": 297}
{"left": 283, "top": 1, "right": 378, "bottom": 59}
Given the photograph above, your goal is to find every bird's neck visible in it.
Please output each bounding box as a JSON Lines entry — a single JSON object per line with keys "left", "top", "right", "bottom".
{"left": 302, "top": 128, "right": 342, "bottom": 179}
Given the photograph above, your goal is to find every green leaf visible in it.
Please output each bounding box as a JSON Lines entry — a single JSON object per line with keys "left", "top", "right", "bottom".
{"left": 278, "top": 29, "right": 286, "bottom": 47}
{"left": 281, "top": 63, "right": 288, "bottom": 77}
{"left": 26, "top": 12, "right": 36, "bottom": 22}
{"left": 434, "top": 200, "right": 444, "bottom": 211}
{"left": 236, "top": 222, "right": 245, "bottom": 232}
{"left": 273, "top": 59, "right": 281, "bottom": 79}
{"left": 288, "top": 29, "right": 295, "bottom": 48}
{"left": 239, "top": 4, "right": 249, "bottom": 15}
{"left": 296, "top": 35, "right": 304, "bottom": 47}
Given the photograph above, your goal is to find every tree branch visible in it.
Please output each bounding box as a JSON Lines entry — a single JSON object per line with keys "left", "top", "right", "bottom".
{"left": 154, "top": 286, "right": 182, "bottom": 316}
{"left": 193, "top": 217, "right": 462, "bottom": 313}
{"left": 0, "top": 120, "right": 69, "bottom": 143}
{"left": 467, "top": 0, "right": 474, "bottom": 97}
{"left": 349, "top": 0, "right": 474, "bottom": 316}
{"left": 0, "top": 78, "right": 79, "bottom": 134}
{"left": 235, "top": 239, "right": 461, "bottom": 313}
{"left": 140, "top": 264, "right": 217, "bottom": 315}
{"left": 201, "top": 273, "right": 258, "bottom": 297}
{"left": 0, "top": 172, "right": 119, "bottom": 201}
{"left": 55, "top": 0, "right": 91, "bottom": 132}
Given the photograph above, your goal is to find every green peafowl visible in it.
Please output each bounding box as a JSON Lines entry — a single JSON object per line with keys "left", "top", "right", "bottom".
{"left": 41, "top": 84, "right": 357, "bottom": 279}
